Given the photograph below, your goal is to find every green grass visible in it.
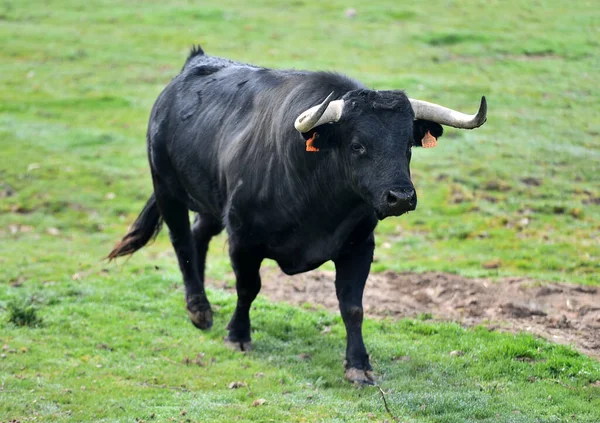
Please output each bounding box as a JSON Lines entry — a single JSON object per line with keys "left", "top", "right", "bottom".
{"left": 1, "top": 0, "right": 599, "bottom": 421}
{"left": 6, "top": 299, "right": 43, "bottom": 327}
{"left": 3, "top": 286, "right": 600, "bottom": 422}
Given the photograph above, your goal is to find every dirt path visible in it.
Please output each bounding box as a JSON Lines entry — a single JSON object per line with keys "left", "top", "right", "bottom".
{"left": 210, "top": 269, "right": 600, "bottom": 359}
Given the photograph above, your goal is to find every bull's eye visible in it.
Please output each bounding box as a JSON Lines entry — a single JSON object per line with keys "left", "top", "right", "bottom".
{"left": 350, "top": 142, "right": 366, "bottom": 155}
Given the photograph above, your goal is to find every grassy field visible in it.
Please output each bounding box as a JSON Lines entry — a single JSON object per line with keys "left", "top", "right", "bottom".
{"left": 1, "top": 0, "right": 599, "bottom": 421}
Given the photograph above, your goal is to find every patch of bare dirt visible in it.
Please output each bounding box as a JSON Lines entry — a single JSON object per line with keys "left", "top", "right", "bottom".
{"left": 210, "top": 270, "right": 600, "bottom": 359}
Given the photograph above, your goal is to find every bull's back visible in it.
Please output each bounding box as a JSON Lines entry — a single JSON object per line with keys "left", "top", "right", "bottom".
{"left": 147, "top": 54, "right": 284, "bottom": 217}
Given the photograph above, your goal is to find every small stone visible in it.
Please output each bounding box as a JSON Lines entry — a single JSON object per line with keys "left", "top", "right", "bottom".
{"left": 569, "top": 208, "right": 583, "bottom": 219}
{"left": 228, "top": 381, "right": 246, "bottom": 389}
{"left": 521, "top": 177, "right": 541, "bottom": 186}
{"left": 482, "top": 259, "right": 501, "bottom": 269}
{"left": 47, "top": 227, "right": 60, "bottom": 236}
{"left": 344, "top": 8, "right": 357, "bottom": 18}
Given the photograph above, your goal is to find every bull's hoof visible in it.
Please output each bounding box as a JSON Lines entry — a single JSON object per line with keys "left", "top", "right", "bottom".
{"left": 186, "top": 296, "right": 213, "bottom": 330}
{"left": 345, "top": 368, "right": 376, "bottom": 385}
{"left": 224, "top": 337, "right": 252, "bottom": 352}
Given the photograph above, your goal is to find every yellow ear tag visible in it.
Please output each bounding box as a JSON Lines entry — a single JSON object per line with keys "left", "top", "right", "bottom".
{"left": 305, "top": 132, "right": 320, "bottom": 152}
{"left": 421, "top": 130, "right": 438, "bottom": 148}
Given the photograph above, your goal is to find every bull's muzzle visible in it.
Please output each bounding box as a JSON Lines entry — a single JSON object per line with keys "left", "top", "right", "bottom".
{"left": 378, "top": 188, "right": 417, "bottom": 219}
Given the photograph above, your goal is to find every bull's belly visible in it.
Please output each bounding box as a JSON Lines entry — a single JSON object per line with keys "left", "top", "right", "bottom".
{"left": 227, "top": 197, "right": 376, "bottom": 275}
{"left": 277, "top": 260, "right": 327, "bottom": 276}
{"left": 271, "top": 248, "right": 333, "bottom": 276}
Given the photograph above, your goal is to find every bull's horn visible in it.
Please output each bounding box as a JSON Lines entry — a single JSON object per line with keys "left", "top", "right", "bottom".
{"left": 294, "top": 92, "right": 345, "bottom": 133}
{"left": 409, "top": 96, "right": 487, "bottom": 129}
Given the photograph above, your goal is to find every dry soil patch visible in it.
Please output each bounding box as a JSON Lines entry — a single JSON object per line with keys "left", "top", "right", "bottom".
{"left": 210, "top": 269, "right": 600, "bottom": 359}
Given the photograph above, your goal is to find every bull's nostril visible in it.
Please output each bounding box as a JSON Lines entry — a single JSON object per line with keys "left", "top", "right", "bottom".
{"left": 383, "top": 189, "right": 416, "bottom": 215}
{"left": 387, "top": 193, "right": 399, "bottom": 205}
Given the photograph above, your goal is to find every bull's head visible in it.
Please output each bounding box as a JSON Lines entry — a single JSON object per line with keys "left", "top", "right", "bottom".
{"left": 294, "top": 90, "right": 487, "bottom": 219}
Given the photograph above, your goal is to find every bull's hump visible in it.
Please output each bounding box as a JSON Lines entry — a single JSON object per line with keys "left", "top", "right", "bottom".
{"left": 183, "top": 53, "right": 257, "bottom": 73}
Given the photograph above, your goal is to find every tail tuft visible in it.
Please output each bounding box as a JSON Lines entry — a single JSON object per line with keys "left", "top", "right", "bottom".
{"left": 107, "top": 193, "right": 163, "bottom": 260}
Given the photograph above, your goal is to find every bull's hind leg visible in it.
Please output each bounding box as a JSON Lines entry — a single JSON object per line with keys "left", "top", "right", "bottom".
{"left": 224, "top": 243, "right": 263, "bottom": 351}
{"left": 189, "top": 214, "right": 222, "bottom": 327}
{"left": 334, "top": 233, "right": 375, "bottom": 385}
{"left": 154, "top": 190, "right": 214, "bottom": 330}
{"left": 192, "top": 214, "right": 223, "bottom": 281}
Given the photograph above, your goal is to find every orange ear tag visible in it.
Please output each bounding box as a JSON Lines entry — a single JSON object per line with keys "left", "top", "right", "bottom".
{"left": 305, "top": 132, "right": 320, "bottom": 152}
{"left": 421, "top": 130, "right": 438, "bottom": 148}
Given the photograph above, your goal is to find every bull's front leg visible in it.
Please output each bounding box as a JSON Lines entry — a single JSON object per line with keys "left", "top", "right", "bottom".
{"left": 333, "top": 233, "right": 375, "bottom": 385}
{"left": 224, "top": 242, "right": 263, "bottom": 352}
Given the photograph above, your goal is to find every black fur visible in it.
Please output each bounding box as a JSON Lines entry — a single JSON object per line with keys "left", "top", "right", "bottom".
{"left": 181, "top": 44, "right": 205, "bottom": 69}
{"left": 188, "top": 44, "right": 204, "bottom": 59}
{"left": 109, "top": 46, "right": 448, "bottom": 382}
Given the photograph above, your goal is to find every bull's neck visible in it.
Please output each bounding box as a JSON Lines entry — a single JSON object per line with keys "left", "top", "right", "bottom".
{"left": 283, "top": 147, "right": 366, "bottom": 222}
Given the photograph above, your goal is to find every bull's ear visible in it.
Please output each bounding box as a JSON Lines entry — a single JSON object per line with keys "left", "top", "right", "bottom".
{"left": 413, "top": 120, "right": 443, "bottom": 147}
{"left": 300, "top": 125, "right": 337, "bottom": 152}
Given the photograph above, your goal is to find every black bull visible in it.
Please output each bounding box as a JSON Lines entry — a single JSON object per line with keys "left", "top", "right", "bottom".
{"left": 109, "top": 46, "right": 487, "bottom": 384}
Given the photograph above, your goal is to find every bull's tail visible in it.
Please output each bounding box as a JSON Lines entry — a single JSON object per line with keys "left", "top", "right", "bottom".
{"left": 107, "top": 193, "right": 163, "bottom": 260}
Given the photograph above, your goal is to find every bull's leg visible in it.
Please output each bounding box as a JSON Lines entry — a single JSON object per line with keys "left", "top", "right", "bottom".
{"left": 334, "top": 234, "right": 375, "bottom": 384}
{"left": 154, "top": 190, "right": 213, "bottom": 330}
{"left": 187, "top": 214, "right": 222, "bottom": 328}
{"left": 224, "top": 244, "right": 263, "bottom": 351}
